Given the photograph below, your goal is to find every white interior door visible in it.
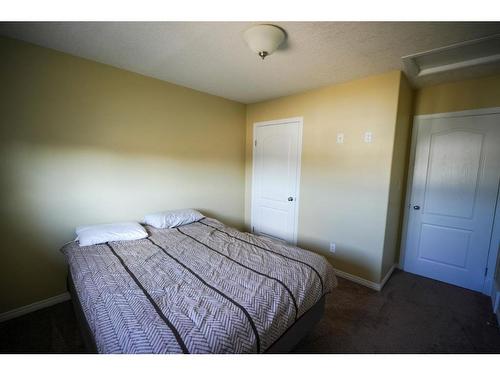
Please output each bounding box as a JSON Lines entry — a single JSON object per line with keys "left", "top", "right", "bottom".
{"left": 251, "top": 118, "right": 302, "bottom": 244}
{"left": 404, "top": 112, "right": 500, "bottom": 291}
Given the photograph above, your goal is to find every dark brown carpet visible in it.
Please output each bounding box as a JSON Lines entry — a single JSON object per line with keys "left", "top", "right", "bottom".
{"left": 294, "top": 270, "right": 500, "bottom": 353}
{"left": 0, "top": 298, "right": 86, "bottom": 353}
{"left": 1, "top": 270, "right": 499, "bottom": 353}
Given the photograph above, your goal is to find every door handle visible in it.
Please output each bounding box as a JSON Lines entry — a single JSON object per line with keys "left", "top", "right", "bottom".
{"left": 413, "top": 205, "right": 420, "bottom": 210}
{"left": 288, "top": 197, "right": 294, "bottom": 202}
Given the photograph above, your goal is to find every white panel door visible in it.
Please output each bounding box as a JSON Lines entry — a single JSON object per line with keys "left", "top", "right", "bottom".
{"left": 404, "top": 113, "right": 500, "bottom": 291}
{"left": 252, "top": 119, "right": 302, "bottom": 243}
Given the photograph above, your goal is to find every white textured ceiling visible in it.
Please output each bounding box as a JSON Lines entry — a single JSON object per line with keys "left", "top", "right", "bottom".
{"left": 1, "top": 22, "right": 500, "bottom": 103}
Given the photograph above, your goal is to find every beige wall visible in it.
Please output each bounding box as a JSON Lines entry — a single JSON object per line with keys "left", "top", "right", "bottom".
{"left": 381, "top": 74, "right": 413, "bottom": 277}
{"left": 0, "top": 37, "right": 246, "bottom": 314}
{"left": 414, "top": 74, "right": 500, "bottom": 115}
{"left": 246, "top": 71, "right": 409, "bottom": 283}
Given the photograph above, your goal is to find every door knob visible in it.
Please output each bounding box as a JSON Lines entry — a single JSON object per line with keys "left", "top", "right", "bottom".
{"left": 413, "top": 205, "right": 420, "bottom": 210}
{"left": 288, "top": 197, "right": 294, "bottom": 201}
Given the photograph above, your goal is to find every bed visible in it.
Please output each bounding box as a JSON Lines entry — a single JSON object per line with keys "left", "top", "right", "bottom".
{"left": 62, "top": 217, "right": 337, "bottom": 353}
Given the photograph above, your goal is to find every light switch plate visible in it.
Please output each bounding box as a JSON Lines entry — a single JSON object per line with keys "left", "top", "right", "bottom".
{"left": 336, "top": 133, "right": 344, "bottom": 144}
{"left": 364, "top": 132, "right": 373, "bottom": 143}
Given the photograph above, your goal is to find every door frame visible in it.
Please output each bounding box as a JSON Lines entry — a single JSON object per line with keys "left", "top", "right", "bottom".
{"left": 251, "top": 117, "right": 304, "bottom": 245}
{"left": 399, "top": 107, "right": 500, "bottom": 296}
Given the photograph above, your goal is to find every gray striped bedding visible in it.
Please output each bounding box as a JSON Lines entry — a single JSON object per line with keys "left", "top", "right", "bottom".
{"left": 61, "top": 217, "right": 337, "bottom": 353}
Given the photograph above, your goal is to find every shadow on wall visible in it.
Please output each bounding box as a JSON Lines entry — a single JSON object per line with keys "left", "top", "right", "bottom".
{"left": 0, "top": 35, "right": 247, "bottom": 314}
{"left": 0, "top": 141, "right": 244, "bottom": 313}
{"left": 413, "top": 74, "right": 500, "bottom": 116}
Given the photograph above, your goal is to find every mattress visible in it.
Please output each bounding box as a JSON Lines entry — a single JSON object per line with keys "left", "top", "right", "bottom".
{"left": 61, "top": 217, "right": 337, "bottom": 353}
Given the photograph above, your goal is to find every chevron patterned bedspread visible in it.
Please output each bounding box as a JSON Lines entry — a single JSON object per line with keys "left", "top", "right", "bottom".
{"left": 62, "top": 217, "right": 337, "bottom": 353}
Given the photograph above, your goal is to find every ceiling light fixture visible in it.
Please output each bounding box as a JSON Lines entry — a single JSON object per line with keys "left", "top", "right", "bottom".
{"left": 243, "top": 24, "right": 286, "bottom": 60}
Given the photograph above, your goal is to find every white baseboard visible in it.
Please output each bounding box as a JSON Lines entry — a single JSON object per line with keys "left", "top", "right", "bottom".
{"left": 379, "top": 264, "right": 397, "bottom": 290}
{"left": 333, "top": 264, "right": 396, "bottom": 292}
{"left": 0, "top": 292, "right": 71, "bottom": 323}
{"left": 0, "top": 264, "right": 399, "bottom": 322}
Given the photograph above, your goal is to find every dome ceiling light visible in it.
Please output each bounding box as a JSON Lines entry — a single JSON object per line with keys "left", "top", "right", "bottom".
{"left": 243, "top": 24, "right": 286, "bottom": 60}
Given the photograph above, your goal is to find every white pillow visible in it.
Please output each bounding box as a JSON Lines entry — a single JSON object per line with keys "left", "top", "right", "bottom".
{"left": 143, "top": 209, "right": 204, "bottom": 229}
{"left": 76, "top": 222, "right": 148, "bottom": 247}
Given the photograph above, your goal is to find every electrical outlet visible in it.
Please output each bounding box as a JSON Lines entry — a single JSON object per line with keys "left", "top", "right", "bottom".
{"left": 329, "top": 242, "right": 336, "bottom": 253}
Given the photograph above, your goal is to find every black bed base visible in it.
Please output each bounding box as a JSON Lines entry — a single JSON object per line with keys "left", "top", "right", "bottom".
{"left": 67, "top": 272, "right": 325, "bottom": 354}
